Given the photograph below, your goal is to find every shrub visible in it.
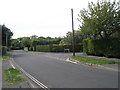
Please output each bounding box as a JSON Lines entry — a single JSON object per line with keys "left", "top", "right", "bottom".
{"left": 83, "top": 38, "right": 120, "bottom": 58}
{"left": 83, "top": 38, "right": 94, "bottom": 54}
{"left": 51, "top": 44, "right": 82, "bottom": 52}
{"left": 36, "top": 45, "right": 50, "bottom": 52}
{"left": 83, "top": 39, "right": 88, "bottom": 53}
{"left": 36, "top": 44, "right": 83, "bottom": 52}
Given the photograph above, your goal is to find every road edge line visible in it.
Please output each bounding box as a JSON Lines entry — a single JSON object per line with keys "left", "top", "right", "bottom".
{"left": 11, "top": 58, "right": 50, "bottom": 90}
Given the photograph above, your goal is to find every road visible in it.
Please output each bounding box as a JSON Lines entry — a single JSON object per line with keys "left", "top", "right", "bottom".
{"left": 12, "top": 50, "right": 118, "bottom": 88}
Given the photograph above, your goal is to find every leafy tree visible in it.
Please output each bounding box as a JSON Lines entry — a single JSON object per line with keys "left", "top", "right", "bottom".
{"left": 17, "top": 37, "right": 23, "bottom": 48}
{"left": 30, "top": 35, "right": 38, "bottom": 39}
{"left": 60, "top": 32, "right": 72, "bottom": 44}
{"left": 11, "top": 36, "right": 63, "bottom": 50}
{"left": 49, "top": 37, "right": 62, "bottom": 44}
{"left": 11, "top": 39, "right": 21, "bottom": 49}
{"left": 2, "top": 25, "right": 13, "bottom": 47}
{"left": 30, "top": 39, "right": 39, "bottom": 51}
{"left": 21, "top": 37, "right": 31, "bottom": 48}
{"left": 78, "top": 0, "right": 120, "bottom": 39}
{"left": 61, "top": 31, "right": 83, "bottom": 44}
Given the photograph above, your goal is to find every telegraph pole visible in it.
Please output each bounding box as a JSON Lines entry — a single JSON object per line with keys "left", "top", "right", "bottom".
{"left": 6, "top": 31, "right": 7, "bottom": 47}
{"left": 71, "top": 8, "right": 75, "bottom": 56}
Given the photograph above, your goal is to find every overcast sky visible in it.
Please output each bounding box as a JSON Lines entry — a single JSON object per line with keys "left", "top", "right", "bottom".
{"left": 0, "top": 0, "right": 119, "bottom": 39}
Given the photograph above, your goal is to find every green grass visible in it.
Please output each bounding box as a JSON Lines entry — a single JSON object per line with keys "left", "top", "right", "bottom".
{"left": 27, "top": 51, "right": 42, "bottom": 53}
{"left": 70, "top": 56, "right": 118, "bottom": 65}
{"left": 2, "top": 56, "right": 10, "bottom": 60}
{"left": 4, "top": 68, "right": 26, "bottom": 85}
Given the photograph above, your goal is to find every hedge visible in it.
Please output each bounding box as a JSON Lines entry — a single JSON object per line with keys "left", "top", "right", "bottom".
{"left": 83, "top": 39, "right": 94, "bottom": 54}
{"left": 83, "top": 38, "right": 120, "bottom": 58}
{"left": 36, "top": 45, "right": 51, "bottom": 52}
{"left": 35, "top": 44, "right": 83, "bottom": 52}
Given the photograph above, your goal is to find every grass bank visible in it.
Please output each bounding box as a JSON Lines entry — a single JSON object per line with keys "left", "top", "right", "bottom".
{"left": 2, "top": 56, "right": 10, "bottom": 60}
{"left": 70, "top": 56, "right": 118, "bottom": 65}
{"left": 28, "top": 51, "right": 42, "bottom": 54}
{"left": 4, "top": 68, "right": 26, "bottom": 85}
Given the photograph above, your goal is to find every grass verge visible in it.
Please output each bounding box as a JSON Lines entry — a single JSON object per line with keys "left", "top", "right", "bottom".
{"left": 70, "top": 56, "right": 118, "bottom": 65}
{"left": 27, "top": 51, "right": 42, "bottom": 54}
{"left": 2, "top": 56, "right": 10, "bottom": 60}
{"left": 4, "top": 68, "right": 26, "bottom": 85}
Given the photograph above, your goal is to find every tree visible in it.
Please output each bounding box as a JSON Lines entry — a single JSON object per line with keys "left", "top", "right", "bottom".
{"left": 21, "top": 37, "right": 31, "bottom": 48}
{"left": 60, "top": 32, "right": 72, "bottom": 44}
{"left": 78, "top": 0, "right": 120, "bottom": 39}
{"left": 2, "top": 25, "right": 13, "bottom": 47}
{"left": 11, "top": 39, "right": 21, "bottom": 49}
{"left": 61, "top": 31, "right": 83, "bottom": 44}
{"left": 30, "top": 39, "right": 39, "bottom": 51}
{"left": 30, "top": 35, "right": 38, "bottom": 39}
{"left": 17, "top": 37, "right": 23, "bottom": 48}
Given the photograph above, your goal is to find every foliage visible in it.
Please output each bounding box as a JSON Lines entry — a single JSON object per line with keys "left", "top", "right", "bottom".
{"left": 11, "top": 39, "right": 22, "bottom": 50}
{"left": 51, "top": 44, "right": 83, "bottom": 52}
{"left": 78, "top": 0, "right": 120, "bottom": 39}
{"left": 83, "top": 38, "right": 120, "bottom": 58}
{"left": 36, "top": 45, "right": 51, "bottom": 52}
{"left": 83, "top": 38, "right": 94, "bottom": 54}
{"left": 2, "top": 25, "right": 13, "bottom": 47}
{"left": 30, "top": 35, "right": 38, "bottom": 39}
{"left": 36, "top": 44, "right": 83, "bottom": 52}
{"left": 2, "top": 56, "right": 10, "bottom": 60}
{"left": 83, "top": 39, "right": 88, "bottom": 53}
{"left": 1, "top": 25, "right": 13, "bottom": 53}
{"left": 60, "top": 31, "right": 84, "bottom": 44}
{"left": 11, "top": 36, "right": 63, "bottom": 50}
{"left": 21, "top": 37, "right": 31, "bottom": 48}
{"left": 2, "top": 46, "right": 7, "bottom": 55}
{"left": 60, "top": 32, "right": 72, "bottom": 44}
{"left": 30, "top": 39, "right": 39, "bottom": 51}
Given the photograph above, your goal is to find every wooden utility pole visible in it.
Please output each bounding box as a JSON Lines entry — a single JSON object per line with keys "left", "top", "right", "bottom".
{"left": 6, "top": 31, "right": 7, "bottom": 47}
{"left": 71, "top": 8, "right": 75, "bottom": 56}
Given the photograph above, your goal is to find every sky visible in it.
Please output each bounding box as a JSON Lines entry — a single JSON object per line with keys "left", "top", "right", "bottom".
{"left": 0, "top": 0, "right": 119, "bottom": 39}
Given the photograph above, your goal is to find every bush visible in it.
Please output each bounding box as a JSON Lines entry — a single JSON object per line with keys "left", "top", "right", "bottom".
{"left": 51, "top": 44, "right": 83, "bottom": 52}
{"left": 36, "top": 45, "right": 50, "bottom": 52}
{"left": 83, "top": 38, "right": 94, "bottom": 54}
{"left": 83, "top": 38, "right": 120, "bottom": 58}
{"left": 2, "top": 46, "right": 7, "bottom": 55}
{"left": 83, "top": 39, "right": 88, "bottom": 53}
{"left": 36, "top": 44, "right": 83, "bottom": 52}
{"left": 51, "top": 44, "right": 64, "bottom": 52}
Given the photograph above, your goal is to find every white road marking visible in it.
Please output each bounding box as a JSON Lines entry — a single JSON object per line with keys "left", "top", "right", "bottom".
{"left": 29, "top": 81, "right": 35, "bottom": 88}
{"left": 11, "top": 58, "right": 50, "bottom": 90}
{"left": 9, "top": 60, "right": 16, "bottom": 69}
{"left": 66, "top": 58, "right": 118, "bottom": 71}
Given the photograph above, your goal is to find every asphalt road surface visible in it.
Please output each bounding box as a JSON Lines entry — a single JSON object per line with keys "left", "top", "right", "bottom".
{"left": 12, "top": 50, "right": 118, "bottom": 88}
